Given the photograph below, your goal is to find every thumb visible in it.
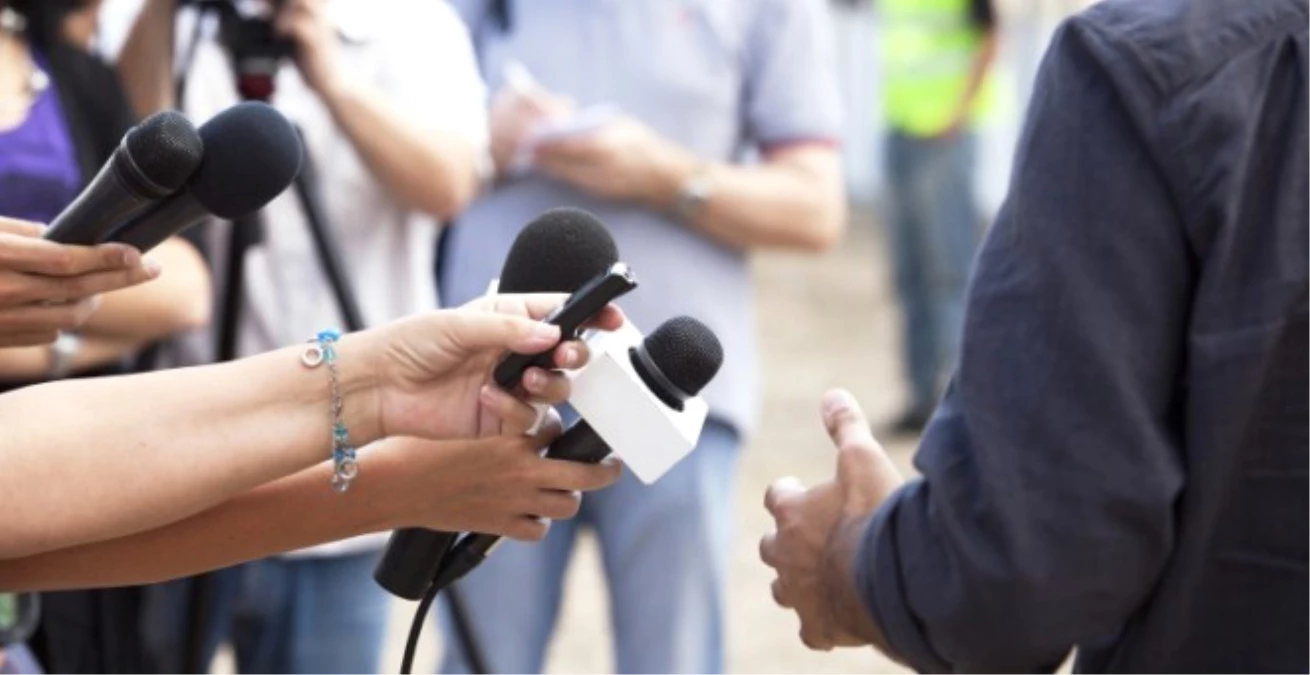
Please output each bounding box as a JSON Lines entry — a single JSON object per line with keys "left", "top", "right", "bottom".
{"left": 820, "top": 389, "right": 903, "bottom": 513}
{"left": 443, "top": 310, "right": 561, "bottom": 356}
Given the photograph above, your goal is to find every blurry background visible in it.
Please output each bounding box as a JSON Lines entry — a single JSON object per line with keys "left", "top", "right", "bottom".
{"left": 376, "top": 1, "right": 1096, "bottom": 672}
{"left": 90, "top": 0, "right": 1097, "bottom": 671}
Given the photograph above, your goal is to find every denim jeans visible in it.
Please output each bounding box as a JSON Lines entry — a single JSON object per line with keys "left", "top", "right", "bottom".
{"left": 143, "top": 552, "right": 389, "bottom": 674}
{"left": 438, "top": 420, "right": 741, "bottom": 674}
{"left": 0, "top": 644, "right": 41, "bottom": 674}
{"left": 884, "top": 130, "right": 982, "bottom": 411}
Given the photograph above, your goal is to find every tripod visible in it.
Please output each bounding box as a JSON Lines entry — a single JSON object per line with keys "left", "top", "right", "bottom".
{"left": 173, "top": 7, "right": 490, "bottom": 673}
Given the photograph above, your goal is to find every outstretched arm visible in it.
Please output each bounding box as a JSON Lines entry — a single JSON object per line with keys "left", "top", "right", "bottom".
{"left": 0, "top": 294, "right": 619, "bottom": 561}
{"left": 0, "top": 433, "right": 621, "bottom": 592}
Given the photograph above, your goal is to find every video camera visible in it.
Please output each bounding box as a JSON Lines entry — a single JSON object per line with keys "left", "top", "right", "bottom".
{"left": 176, "top": 0, "right": 294, "bottom": 101}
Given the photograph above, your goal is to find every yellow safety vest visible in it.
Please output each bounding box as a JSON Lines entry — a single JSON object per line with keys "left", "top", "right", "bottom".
{"left": 881, "top": 0, "right": 995, "bottom": 136}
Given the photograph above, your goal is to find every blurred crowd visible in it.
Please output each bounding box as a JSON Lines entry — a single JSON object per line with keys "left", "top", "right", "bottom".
{"left": 8, "top": 0, "right": 1284, "bottom": 674}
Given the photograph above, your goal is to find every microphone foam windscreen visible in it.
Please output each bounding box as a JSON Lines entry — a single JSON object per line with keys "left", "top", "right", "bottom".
{"left": 499, "top": 207, "right": 619, "bottom": 293}
{"left": 643, "top": 316, "right": 723, "bottom": 396}
{"left": 190, "top": 102, "right": 304, "bottom": 219}
{"left": 126, "top": 110, "right": 204, "bottom": 191}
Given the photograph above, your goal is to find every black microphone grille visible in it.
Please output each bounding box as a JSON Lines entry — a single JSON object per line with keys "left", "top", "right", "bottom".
{"left": 190, "top": 102, "right": 304, "bottom": 219}
{"left": 125, "top": 110, "right": 204, "bottom": 192}
{"left": 499, "top": 207, "right": 619, "bottom": 293}
{"left": 643, "top": 316, "right": 724, "bottom": 397}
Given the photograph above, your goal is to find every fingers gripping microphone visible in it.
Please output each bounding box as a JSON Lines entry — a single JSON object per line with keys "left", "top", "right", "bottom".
{"left": 373, "top": 207, "right": 622, "bottom": 602}
{"left": 43, "top": 110, "right": 204, "bottom": 245}
{"left": 427, "top": 316, "right": 725, "bottom": 591}
{"left": 109, "top": 102, "right": 304, "bottom": 252}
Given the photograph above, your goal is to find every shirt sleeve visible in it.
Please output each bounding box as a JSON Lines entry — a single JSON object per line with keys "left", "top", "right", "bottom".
{"left": 855, "top": 16, "right": 1191, "bottom": 673}
{"left": 446, "top": 0, "right": 489, "bottom": 33}
{"left": 376, "top": 0, "right": 488, "bottom": 152}
{"left": 742, "top": 0, "right": 843, "bottom": 149}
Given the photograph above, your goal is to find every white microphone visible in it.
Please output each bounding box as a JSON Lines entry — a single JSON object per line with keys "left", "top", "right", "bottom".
{"left": 565, "top": 318, "right": 714, "bottom": 483}
{"left": 426, "top": 316, "right": 724, "bottom": 591}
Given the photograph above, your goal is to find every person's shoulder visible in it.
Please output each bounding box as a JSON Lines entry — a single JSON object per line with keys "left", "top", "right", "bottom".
{"left": 1067, "top": 0, "right": 1307, "bottom": 99}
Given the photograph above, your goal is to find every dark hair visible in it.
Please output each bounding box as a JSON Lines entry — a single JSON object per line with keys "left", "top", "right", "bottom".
{"left": 5, "top": 0, "right": 93, "bottom": 49}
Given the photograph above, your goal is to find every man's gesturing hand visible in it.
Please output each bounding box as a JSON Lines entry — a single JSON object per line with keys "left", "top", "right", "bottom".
{"left": 759, "top": 389, "right": 905, "bottom": 653}
{"left": 0, "top": 218, "right": 160, "bottom": 347}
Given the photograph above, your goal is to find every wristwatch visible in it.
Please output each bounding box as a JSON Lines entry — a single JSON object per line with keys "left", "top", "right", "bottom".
{"left": 47, "top": 331, "right": 81, "bottom": 380}
{"left": 674, "top": 172, "right": 713, "bottom": 222}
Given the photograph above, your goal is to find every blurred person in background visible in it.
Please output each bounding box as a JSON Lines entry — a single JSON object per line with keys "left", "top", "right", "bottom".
{"left": 438, "top": 1, "right": 845, "bottom": 672}
{"left": 0, "top": 0, "right": 211, "bottom": 389}
{"left": 0, "top": 0, "right": 211, "bottom": 671}
{"left": 877, "top": 0, "right": 997, "bottom": 434}
{"left": 115, "top": 0, "right": 488, "bottom": 671}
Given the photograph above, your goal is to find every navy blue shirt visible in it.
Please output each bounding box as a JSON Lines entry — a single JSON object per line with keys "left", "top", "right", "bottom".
{"left": 856, "top": 0, "right": 1309, "bottom": 672}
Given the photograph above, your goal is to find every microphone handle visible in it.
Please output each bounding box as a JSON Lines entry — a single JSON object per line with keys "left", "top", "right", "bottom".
{"left": 44, "top": 150, "right": 162, "bottom": 245}
{"left": 374, "top": 529, "right": 459, "bottom": 601}
{"left": 376, "top": 288, "right": 622, "bottom": 600}
{"left": 108, "top": 192, "right": 209, "bottom": 253}
{"left": 430, "top": 421, "right": 613, "bottom": 592}
{"left": 546, "top": 419, "right": 612, "bottom": 464}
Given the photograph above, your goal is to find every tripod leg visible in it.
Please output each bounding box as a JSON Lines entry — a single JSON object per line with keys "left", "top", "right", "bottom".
{"left": 290, "top": 126, "right": 367, "bottom": 332}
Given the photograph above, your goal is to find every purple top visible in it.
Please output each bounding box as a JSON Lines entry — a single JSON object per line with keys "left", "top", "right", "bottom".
{"left": 0, "top": 53, "right": 82, "bottom": 223}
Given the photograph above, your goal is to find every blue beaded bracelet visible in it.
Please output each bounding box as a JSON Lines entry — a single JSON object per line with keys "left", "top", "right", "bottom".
{"left": 301, "top": 329, "right": 357, "bottom": 493}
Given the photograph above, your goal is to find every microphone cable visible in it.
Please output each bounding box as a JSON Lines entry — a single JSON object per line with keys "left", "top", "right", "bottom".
{"left": 399, "top": 550, "right": 491, "bottom": 674}
{"left": 399, "top": 576, "right": 438, "bottom": 674}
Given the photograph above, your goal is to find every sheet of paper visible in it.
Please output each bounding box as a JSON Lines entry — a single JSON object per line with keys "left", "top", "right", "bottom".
{"left": 510, "top": 105, "right": 621, "bottom": 175}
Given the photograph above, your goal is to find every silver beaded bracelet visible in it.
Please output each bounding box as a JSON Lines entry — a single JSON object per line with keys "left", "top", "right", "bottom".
{"left": 301, "top": 329, "right": 357, "bottom": 493}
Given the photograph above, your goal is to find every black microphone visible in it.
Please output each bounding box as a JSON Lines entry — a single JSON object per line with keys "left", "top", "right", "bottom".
{"left": 427, "top": 316, "right": 724, "bottom": 592}
{"left": 373, "top": 207, "right": 620, "bottom": 601}
{"left": 43, "top": 110, "right": 203, "bottom": 245}
{"left": 109, "top": 102, "right": 304, "bottom": 252}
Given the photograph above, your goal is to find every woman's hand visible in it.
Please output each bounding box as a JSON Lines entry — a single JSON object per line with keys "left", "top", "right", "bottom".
{"left": 390, "top": 420, "right": 623, "bottom": 541}
{"left": 0, "top": 218, "right": 160, "bottom": 347}
{"left": 346, "top": 293, "right": 624, "bottom": 444}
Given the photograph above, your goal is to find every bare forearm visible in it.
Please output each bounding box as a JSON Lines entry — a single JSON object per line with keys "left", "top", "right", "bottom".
{"left": 322, "top": 81, "right": 479, "bottom": 220}
{"left": 0, "top": 451, "right": 403, "bottom": 591}
{"left": 117, "top": 0, "right": 179, "bottom": 117}
{"left": 83, "top": 238, "right": 212, "bottom": 341}
{"left": 0, "top": 338, "right": 378, "bottom": 559}
{"left": 646, "top": 145, "right": 846, "bottom": 252}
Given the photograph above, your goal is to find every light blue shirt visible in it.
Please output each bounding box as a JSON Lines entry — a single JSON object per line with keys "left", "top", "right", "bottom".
{"left": 444, "top": 0, "right": 842, "bottom": 434}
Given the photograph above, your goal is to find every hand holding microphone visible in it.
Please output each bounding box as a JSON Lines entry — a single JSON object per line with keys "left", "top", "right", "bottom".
{"left": 0, "top": 109, "right": 203, "bottom": 347}
{"left": 426, "top": 315, "right": 725, "bottom": 592}
{"left": 354, "top": 292, "right": 625, "bottom": 444}
{"left": 374, "top": 207, "right": 633, "bottom": 602}
{"left": 0, "top": 217, "right": 160, "bottom": 348}
{"left": 370, "top": 422, "right": 622, "bottom": 545}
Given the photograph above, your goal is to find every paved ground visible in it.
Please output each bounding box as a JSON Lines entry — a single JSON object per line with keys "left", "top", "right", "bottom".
{"left": 380, "top": 209, "right": 921, "bottom": 674}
